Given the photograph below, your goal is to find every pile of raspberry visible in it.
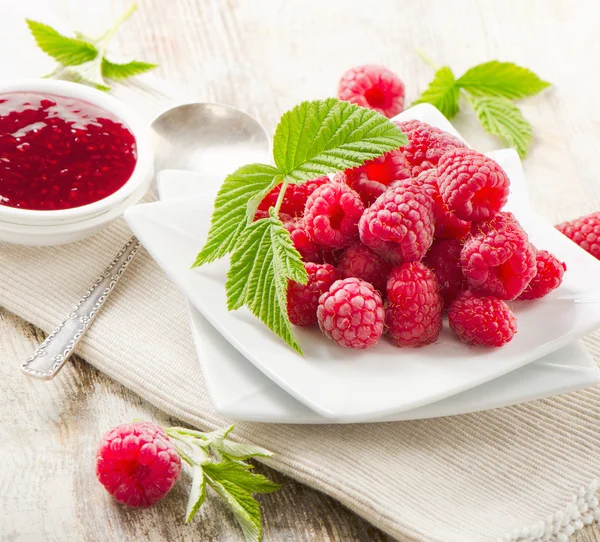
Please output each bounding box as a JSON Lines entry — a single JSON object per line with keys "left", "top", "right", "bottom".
{"left": 263, "top": 81, "right": 568, "bottom": 348}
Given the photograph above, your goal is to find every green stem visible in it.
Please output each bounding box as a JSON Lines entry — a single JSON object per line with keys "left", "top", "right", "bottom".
{"left": 172, "top": 442, "right": 195, "bottom": 467}
{"left": 168, "top": 427, "right": 209, "bottom": 440}
{"left": 273, "top": 178, "right": 289, "bottom": 215}
{"left": 95, "top": 2, "right": 138, "bottom": 45}
{"left": 416, "top": 48, "right": 439, "bottom": 71}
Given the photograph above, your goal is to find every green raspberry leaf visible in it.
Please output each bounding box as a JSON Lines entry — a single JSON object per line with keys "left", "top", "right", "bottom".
{"left": 193, "top": 164, "right": 280, "bottom": 267}
{"left": 64, "top": 60, "right": 110, "bottom": 91}
{"left": 205, "top": 478, "right": 263, "bottom": 542}
{"left": 224, "top": 215, "right": 306, "bottom": 354}
{"left": 102, "top": 58, "right": 158, "bottom": 81}
{"left": 221, "top": 440, "right": 274, "bottom": 460}
{"left": 185, "top": 465, "right": 207, "bottom": 523}
{"left": 468, "top": 95, "right": 533, "bottom": 158}
{"left": 272, "top": 98, "right": 407, "bottom": 184}
{"left": 412, "top": 66, "right": 460, "bottom": 119}
{"left": 457, "top": 61, "right": 550, "bottom": 99}
{"left": 203, "top": 461, "right": 282, "bottom": 494}
{"left": 26, "top": 19, "right": 98, "bottom": 66}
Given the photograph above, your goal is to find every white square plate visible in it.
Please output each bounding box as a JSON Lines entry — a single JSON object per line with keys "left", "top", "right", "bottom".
{"left": 154, "top": 170, "right": 600, "bottom": 424}
{"left": 126, "top": 104, "right": 600, "bottom": 422}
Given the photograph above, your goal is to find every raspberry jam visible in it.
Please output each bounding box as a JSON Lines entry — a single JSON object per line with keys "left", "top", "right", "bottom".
{"left": 0, "top": 92, "right": 137, "bottom": 211}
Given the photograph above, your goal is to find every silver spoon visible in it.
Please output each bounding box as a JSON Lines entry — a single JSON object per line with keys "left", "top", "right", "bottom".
{"left": 21, "top": 103, "right": 269, "bottom": 380}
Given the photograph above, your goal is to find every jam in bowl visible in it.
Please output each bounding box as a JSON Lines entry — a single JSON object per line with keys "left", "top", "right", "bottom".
{"left": 0, "top": 92, "right": 138, "bottom": 211}
{"left": 0, "top": 79, "right": 153, "bottom": 244}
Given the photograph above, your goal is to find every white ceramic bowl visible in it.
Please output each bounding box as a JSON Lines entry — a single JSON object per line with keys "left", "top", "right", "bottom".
{"left": 0, "top": 79, "right": 153, "bottom": 240}
{"left": 0, "top": 180, "right": 149, "bottom": 246}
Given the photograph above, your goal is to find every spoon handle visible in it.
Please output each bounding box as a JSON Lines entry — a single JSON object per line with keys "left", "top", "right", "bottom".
{"left": 20, "top": 236, "right": 141, "bottom": 380}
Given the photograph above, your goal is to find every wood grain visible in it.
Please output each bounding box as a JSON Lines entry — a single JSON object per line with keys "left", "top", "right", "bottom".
{"left": 0, "top": 308, "right": 389, "bottom": 542}
{"left": 2, "top": 0, "right": 600, "bottom": 540}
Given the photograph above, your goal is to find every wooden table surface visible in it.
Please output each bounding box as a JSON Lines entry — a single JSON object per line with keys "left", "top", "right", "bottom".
{"left": 2, "top": 1, "right": 600, "bottom": 541}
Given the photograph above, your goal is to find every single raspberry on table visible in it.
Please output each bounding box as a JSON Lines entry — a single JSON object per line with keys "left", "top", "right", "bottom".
{"left": 96, "top": 422, "right": 181, "bottom": 508}
{"left": 448, "top": 291, "right": 517, "bottom": 347}
{"left": 461, "top": 215, "right": 537, "bottom": 300}
{"left": 336, "top": 150, "right": 411, "bottom": 206}
{"left": 424, "top": 239, "right": 467, "bottom": 308}
{"left": 385, "top": 262, "right": 443, "bottom": 347}
{"left": 414, "top": 168, "right": 471, "bottom": 239}
{"left": 337, "top": 65, "right": 405, "bottom": 118}
{"left": 518, "top": 250, "right": 566, "bottom": 300}
{"left": 359, "top": 179, "right": 435, "bottom": 265}
{"left": 556, "top": 211, "right": 600, "bottom": 260}
{"left": 257, "top": 176, "right": 329, "bottom": 218}
{"left": 317, "top": 277, "right": 385, "bottom": 349}
{"left": 337, "top": 243, "right": 392, "bottom": 294}
{"left": 395, "top": 119, "right": 467, "bottom": 175}
{"left": 287, "top": 263, "right": 340, "bottom": 326}
{"left": 437, "top": 148, "right": 510, "bottom": 222}
{"left": 304, "top": 182, "right": 365, "bottom": 249}
{"left": 284, "top": 218, "right": 335, "bottom": 264}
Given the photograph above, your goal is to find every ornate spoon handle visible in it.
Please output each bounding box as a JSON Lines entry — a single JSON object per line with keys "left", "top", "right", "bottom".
{"left": 21, "top": 236, "right": 141, "bottom": 380}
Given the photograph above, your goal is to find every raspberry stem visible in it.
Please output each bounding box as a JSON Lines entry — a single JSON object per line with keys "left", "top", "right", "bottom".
{"left": 416, "top": 48, "right": 440, "bottom": 71}
{"left": 273, "top": 178, "right": 289, "bottom": 215}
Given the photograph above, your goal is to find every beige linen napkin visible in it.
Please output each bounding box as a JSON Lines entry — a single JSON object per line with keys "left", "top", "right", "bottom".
{"left": 2, "top": 84, "right": 600, "bottom": 542}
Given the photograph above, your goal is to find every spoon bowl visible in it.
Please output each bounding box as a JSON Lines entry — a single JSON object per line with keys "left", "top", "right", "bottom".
{"left": 151, "top": 103, "right": 270, "bottom": 176}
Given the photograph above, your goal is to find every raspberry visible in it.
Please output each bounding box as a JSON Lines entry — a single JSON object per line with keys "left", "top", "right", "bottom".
{"left": 461, "top": 215, "right": 537, "bottom": 300}
{"left": 338, "top": 65, "right": 405, "bottom": 118}
{"left": 258, "top": 176, "right": 329, "bottom": 217}
{"left": 337, "top": 243, "right": 391, "bottom": 294}
{"left": 287, "top": 263, "right": 340, "bottom": 326}
{"left": 96, "top": 422, "right": 181, "bottom": 508}
{"left": 437, "top": 148, "right": 510, "bottom": 222}
{"left": 414, "top": 168, "right": 471, "bottom": 239}
{"left": 317, "top": 277, "right": 385, "bottom": 349}
{"left": 424, "top": 239, "right": 467, "bottom": 308}
{"left": 518, "top": 250, "right": 566, "bottom": 300}
{"left": 395, "top": 119, "right": 466, "bottom": 175}
{"left": 336, "top": 150, "right": 411, "bottom": 206}
{"left": 304, "top": 183, "right": 365, "bottom": 249}
{"left": 448, "top": 291, "right": 517, "bottom": 347}
{"left": 284, "top": 218, "right": 332, "bottom": 264}
{"left": 556, "top": 211, "right": 600, "bottom": 260}
{"left": 385, "top": 262, "right": 443, "bottom": 347}
{"left": 358, "top": 179, "right": 435, "bottom": 264}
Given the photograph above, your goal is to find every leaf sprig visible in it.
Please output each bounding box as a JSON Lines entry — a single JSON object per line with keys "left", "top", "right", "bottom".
{"left": 167, "top": 424, "right": 280, "bottom": 542}
{"left": 26, "top": 2, "right": 156, "bottom": 91}
{"left": 193, "top": 98, "right": 407, "bottom": 354}
{"left": 413, "top": 52, "right": 550, "bottom": 157}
